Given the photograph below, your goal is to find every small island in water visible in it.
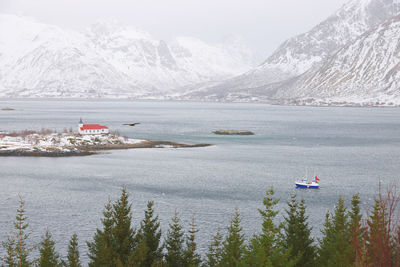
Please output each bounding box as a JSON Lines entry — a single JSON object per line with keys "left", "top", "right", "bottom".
{"left": 213, "top": 129, "right": 255, "bottom": 136}
{"left": 0, "top": 128, "right": 210, "bottom": 157}
{"left": 1, "top": 107, "right": 15, "bottom": 111}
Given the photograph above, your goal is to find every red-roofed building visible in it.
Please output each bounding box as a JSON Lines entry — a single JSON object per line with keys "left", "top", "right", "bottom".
{"left": 78, "top": 119, "right": 109, "bottom": 135}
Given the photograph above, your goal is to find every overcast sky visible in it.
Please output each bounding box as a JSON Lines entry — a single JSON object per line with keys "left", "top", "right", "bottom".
{"left": 1, "top": 0, "right": 349, "bottom": 61}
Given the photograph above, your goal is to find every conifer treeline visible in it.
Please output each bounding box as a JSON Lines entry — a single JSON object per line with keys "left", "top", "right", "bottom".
{"left": 1, "top": 186, "right": 400, "bottom": 266}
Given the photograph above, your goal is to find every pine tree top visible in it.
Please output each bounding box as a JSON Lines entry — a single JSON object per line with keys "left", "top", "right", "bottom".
{"left": 67, "top": 233, "right": 82, "bottom": 267}
{"left": 38, "top": 231, "right": 60, "bottom": 267}
{"left": 164, "top": 210, "right": 185, "bottom": 267}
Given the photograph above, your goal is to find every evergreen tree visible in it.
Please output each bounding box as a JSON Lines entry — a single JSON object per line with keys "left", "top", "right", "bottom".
{"left": 1, "top": 236, "right": 17, "bottom": 267}
{"left": 221, "top": 209, "right": 245, "bottom": 266}
{"left": 296, "top": 199, "right": 316, "bottom": 266}
{"left": 330, "top": 197, "right": 353, "bottom": 266}
{"left": 183, "top": 217, "right": 201, "bottom": 267}
{"left": 15, "top": 197, "right": 32, "bottom": 267}
{"left": 366, "top": 199, "right": 391, "bottom": 266}
{"left": 112, "top": 187, "right": 136, "bottom": 266}
{"left": 284, "top": 196, "right": 316, "bottom": 267}
{"left": 244, "top": 188, "right": 296, "bottom": 267}
{"left": 87, "top": 200, "right": 115, "bottom": 267}
{"left": 205, "top": 229, "right": 223, "bottom": 267}
{"left": 65, "top": 234, "right": 81, "bottom": 267}
{"left": 164, "top": 211, "right": 185, "bottom": 267}
{"left": 128, "top": 237, "right": 149, "bottom": 266}
{"left": 136, "top": 201, "right": 162, "bottom": 267}
{"left": 38, "top": 231, "right": 60, "bottom": 267}
{"left": 88, "top": 188, "right": 137, "bottom": 266}
{"left": 1, "top": 196, "right": 32, "bottom": 267}
{"left": 318, "top": 212, "right": 332, "bottom": 265}
{"left": 318, "top": 196, "right": 352, "bottom": 267}
{"left": 283, "top": 195, "right": 298, "bottom": 251}
{"left": 347, "top": 194, "right": 365, "bottom": 266}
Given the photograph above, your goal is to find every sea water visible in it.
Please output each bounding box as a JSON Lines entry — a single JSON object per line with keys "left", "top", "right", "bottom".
{"left": 0, "top": 99, "right": 399, "bottom": 261}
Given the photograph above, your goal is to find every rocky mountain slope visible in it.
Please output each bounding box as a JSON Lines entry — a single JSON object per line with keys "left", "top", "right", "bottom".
{"left": 275, "top": 14, "right": 400, "bottom": 104}
{"left": 0, "top": 14, "right": 253, "bottom": 98}
{"left": 185, "top": 0, "right": 399, "bottom": 103}
{"left": 1, "top": 0, "right": 399, "bottom": 104}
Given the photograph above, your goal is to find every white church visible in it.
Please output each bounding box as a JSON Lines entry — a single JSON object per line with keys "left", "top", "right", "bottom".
{"left": 78, "top": 119, "right": 109, "bottom": 135}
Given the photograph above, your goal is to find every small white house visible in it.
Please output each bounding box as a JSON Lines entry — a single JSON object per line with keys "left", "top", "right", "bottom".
{"left": 78, "top": 119, "right": 109, "bottom": 135}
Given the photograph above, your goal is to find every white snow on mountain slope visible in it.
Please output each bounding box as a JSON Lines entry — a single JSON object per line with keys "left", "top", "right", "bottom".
{"left": 0, "top": 14, "right": 140, "bottom": 98}
{"left": 186, "top": 0, "right": 399, "bottom": 100}
{"left": 259, "top": 0, "right": 398, "bottom": 77}
{"left": 87, "top": 22, "right": 253, "bottom": 91}
{"left": 275, "top": 14, "right": 400, "bottom": 104}
{"left": 0, "top": 14, "right": 253, "bottom": 98}
{"left": 265, "top": 0, "right": 397, "bottom": 75}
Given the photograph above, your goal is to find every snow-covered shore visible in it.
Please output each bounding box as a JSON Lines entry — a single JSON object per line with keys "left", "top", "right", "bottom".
{"left": 0, "top": 132, "right": 143, "bottom": 156}
{"left": 0, "top": 131, "right": 211, "bottom": 157}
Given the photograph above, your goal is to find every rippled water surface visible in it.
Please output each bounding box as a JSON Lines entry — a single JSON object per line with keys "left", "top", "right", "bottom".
{"left": 1, "top": 99, "right": 399, "bottom": 261}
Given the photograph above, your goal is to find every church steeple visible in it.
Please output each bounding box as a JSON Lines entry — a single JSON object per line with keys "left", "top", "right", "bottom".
{"left": 78, "top": 118, "right": 84, "bottom": 132}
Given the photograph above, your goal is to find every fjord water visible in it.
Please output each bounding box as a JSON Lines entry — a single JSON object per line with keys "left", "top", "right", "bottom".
{"left": 1, "top": 99, "right": 399, "bottom": 260}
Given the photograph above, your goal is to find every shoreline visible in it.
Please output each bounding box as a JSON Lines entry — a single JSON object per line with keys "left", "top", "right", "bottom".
{"left": 0, "top": 140, "right": 212, "bottom": 157}
{"left": 2, "top": 98, "right": 400, "bottom": 108}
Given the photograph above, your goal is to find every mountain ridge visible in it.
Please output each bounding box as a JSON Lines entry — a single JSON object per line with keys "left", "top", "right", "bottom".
{"left": 184, "top": 0, "right": 400, "bottom": 105}
{"left": 0, "top": 14, "right": 253, "bottom": 98}
{"left": 274, "top": 14, "right": 400, "bottom": 105}
{"left": 1, "top": 0, "right": 400, "bottom": 104}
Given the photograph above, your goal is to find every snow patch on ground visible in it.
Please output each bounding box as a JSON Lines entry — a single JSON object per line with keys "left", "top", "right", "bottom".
{"left": 0, "top": 132, "right": 145, "bottom": 153}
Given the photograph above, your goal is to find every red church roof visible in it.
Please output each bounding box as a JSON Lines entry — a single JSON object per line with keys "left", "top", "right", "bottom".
{"left": 80, "top": 124, "right": 108, "bottom": 131}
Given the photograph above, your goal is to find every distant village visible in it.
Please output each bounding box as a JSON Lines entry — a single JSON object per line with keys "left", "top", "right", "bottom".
{"left": 277, "top": 98, "right": 400, "bottom": 107}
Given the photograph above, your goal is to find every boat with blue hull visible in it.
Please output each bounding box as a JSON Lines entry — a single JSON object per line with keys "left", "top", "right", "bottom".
{"left": 295, "top": 176, "right": 320, "bottom": 189}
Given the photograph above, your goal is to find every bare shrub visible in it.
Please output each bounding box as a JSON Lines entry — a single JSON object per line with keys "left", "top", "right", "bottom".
{"left": 365, "top": 183, "right": 400, "bottom": 266}
{"left": 110, "top": 130, "right": 120, "bottom": 136}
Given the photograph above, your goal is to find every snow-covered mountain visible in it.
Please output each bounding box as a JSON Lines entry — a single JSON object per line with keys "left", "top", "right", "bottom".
{"left": 2, "top": 0, "right": 399, "bottom": 103}
{"left": 0, "top": 14, "right": 139, "bottom": 98}
{"left": 87, "top": 22, "right": 253, "bottom": 92}
{"left": 275, "top": 14, "right": 400, "bottom": 104}
{"left": 185, "top": 0, "right": 399, "bottom": 102}
{"left": 0, "top": 14, "right": 253, "bottom": 98}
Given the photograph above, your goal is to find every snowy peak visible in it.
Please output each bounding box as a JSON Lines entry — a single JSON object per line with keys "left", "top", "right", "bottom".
{"left": 280, "top": 14, "right": 400, "bottom": 103}
{"left": 261, "top": 0, "right": 398, "bottom": 78}
{"left": 86, "top": 21, "right": 254, "bottom": 89}
{"left": 0, "top": 14, "right": 138, "bottom": 98}
{"left": 0, "top": 14, "right": 253, "bottom": 98}
{"left": 88, "top": 20, "right": 153, "bottom": 41}
{"left": 184, "top": 0, "right": 400, "bottom": 103}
